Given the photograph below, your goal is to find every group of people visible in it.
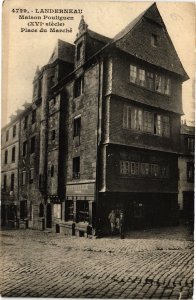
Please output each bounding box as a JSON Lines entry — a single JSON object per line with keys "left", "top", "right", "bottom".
{"left": 108, "top": 209, "right": 125, "bottom": 238}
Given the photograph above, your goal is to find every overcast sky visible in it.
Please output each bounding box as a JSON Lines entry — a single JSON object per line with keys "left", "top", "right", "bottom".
{"left": 2, "top": 0, "right": 195, "bottom": 126}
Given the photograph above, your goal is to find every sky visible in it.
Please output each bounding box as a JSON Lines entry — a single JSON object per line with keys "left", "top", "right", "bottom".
{"left": 2, "top": 0, "right": 195, "bottom": 126}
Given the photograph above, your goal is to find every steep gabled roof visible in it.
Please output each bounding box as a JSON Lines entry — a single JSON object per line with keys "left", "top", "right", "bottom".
{"left": 112, "top": 9, "right": 147, "bottom": 42}
{"left": 112, "top": 3, "right": 188, "bottom": 80}
{"left": 88, "top": 29, "right": 111, "bottom": 44}
{"left": 48, "top": 39, "right": 74, "bottom": 64}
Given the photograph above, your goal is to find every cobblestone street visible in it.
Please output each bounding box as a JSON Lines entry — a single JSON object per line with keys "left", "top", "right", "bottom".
{"left": 0, "top": 227, "right": 194, "bottom": 299}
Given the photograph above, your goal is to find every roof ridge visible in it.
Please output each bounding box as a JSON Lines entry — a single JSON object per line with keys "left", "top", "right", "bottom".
{"left": 112, "top": 2, "right": 155, "bottom": 43}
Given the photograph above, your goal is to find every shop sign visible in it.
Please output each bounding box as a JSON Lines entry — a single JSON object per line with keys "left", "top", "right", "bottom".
{"left": 66, "top": 183, "right": 95, "bottom": 196}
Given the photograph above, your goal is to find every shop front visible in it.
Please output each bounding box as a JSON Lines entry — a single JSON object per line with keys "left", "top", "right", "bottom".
{"left": 63, "top": 181, "right": 96, "bottom": 236}
{"left": 98, "top": 192, "right": 179, "bottom": 235}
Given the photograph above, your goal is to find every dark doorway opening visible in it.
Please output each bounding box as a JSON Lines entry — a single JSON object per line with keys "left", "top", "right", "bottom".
{"left": 183, "top": 191, "right": 194, "bottom": 221}
{"left": 46, "top": 204, "right": 52, "bottom": 228}
{"left": 1, "top": 205, "right": 6, "bottom": 226}
{"left": 56, "top": 224, "right": 60, "bottom": 233}
{"left": 20, "top": 200, "right": 27, "bottom": 220}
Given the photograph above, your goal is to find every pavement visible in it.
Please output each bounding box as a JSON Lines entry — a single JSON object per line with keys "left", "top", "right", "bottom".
{"left": 0, "top": 226, "right": 194, "bottom": 299}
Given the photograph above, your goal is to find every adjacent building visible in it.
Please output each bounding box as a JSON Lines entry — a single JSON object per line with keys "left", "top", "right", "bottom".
{"left": 178, "top": 123, "right": 194, "bottom": 222}
{"left": 1, "top": 114, "right": 20, "bottom": 227}
{"left": 1, "top": 3, "right": 193, "bottom": 235}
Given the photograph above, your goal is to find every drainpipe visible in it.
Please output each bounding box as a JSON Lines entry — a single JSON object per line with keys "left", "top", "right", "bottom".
{"left": 94, "top": 55, "right": 104, "bottom": 236}
{"left": 17, "top": 116, "right": 22, "bottom": 225}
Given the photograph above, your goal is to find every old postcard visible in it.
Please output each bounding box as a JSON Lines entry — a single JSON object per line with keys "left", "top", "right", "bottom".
{"left": 1, "top": 0, "right": 195, "bottom": 298}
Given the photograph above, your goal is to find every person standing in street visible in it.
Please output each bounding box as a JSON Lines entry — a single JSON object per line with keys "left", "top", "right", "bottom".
{"left": 108, "top": 210, "right": 116, "bottom": 234}
{"left": 119, "top": 210, "right": 125, "bottom": 239}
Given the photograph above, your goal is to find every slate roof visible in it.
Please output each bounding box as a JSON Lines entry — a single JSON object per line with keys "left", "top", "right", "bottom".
{"left": 48, "top": 39, "right": 74, "bottom": 64}
{"left": 88, "top": 29, "right": 111, "bottom": 44}
{"left": 112, "top": 9, "right": 147, "bottom": 42}
{"left": 111, "top": 3, "right": 188, "bottom": 80}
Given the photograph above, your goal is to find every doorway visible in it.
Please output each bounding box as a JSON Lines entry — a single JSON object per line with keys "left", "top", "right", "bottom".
{"left": 46, "top": 204, "right": 52, "bottom": 228}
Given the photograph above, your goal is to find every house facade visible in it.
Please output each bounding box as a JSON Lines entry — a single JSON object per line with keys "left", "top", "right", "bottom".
{"left": 178, "top": 123, "right": 194, "bottom": 222}
{"left": 1, "top": 115, "right": 20, "bottom": 227}
{"left": 1, "top": 3, "right": 190, "bottom": 235}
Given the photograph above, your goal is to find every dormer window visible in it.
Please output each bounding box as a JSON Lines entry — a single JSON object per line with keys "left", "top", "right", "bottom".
{"left": 151, "top": 34, "right": 158, "bottom": 47}
{"left": 77, "top": 42, "right": 83, "bottom": 61}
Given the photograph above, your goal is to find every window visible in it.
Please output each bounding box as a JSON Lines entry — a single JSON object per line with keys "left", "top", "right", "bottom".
{"left": 130, "top": 65, "right": 137, "bottom": 84}
{"left": 77, "top": 42, "right": 83, "bottom": 61}
{"left": 73, "top": 157, "right": 80, "bottom": 179}
{"left": 74, "top": 76, "right": 84, "bottom": 98}
{"left": 32, "top": 110, "right": 36, "bottom": 124}
{"left": 51, "top": 130, "right": 56, "bottom": 141}
{"left": 164, "top": 78, "right": 171, "bottom": 95}
{"left": 155, "top": 74, "right": 162, "bottom": 93}
{"left": 187, "top": 138, "right": 195, "bottom": 152}
{"left": 73, "top": 116, "right": 81, "bottom": 137}
{"left": 3, "top": 175, "right": 7, "bottom": 191}
{"left": 138, "top": 68, "right": 145, "bottom": 86}
{"left": 23, "top": 141, "right": 27, "bottom": 156}
{"left": 130, "top": 162, "right": 140, "bottom": 175}
{"left": 130, "top": 65, "right": 147, "bottom": 88}
{"left": 12, "top": 147, "right": 16, "bottom": 162}
{"left": 130, "top": 64, "right": 171, "bottom": 95}
{"left": 133, "top": 108, "right": 143, "bottom": 131}
{"left": 30, "top": 136, "right": 35, "bottom": 154}
{"left": 120, "top": 161, "right": 129, "bottom": 174}
{"left": 146, "top": 72, "right": 154, "bottom": 90}
{"left": 51, "top": 165, "right": 54, "bottom": 177}
{"left": 162, "top": 116, "right": 170, "bottom": 137}
{"left": 187, "top": 162, "right": 194, "bottom": 182}
{"left": 123, "top": 105, "right": 132, "bottom": 129}
{"left": 6, "top": 130, "right": 9, "bottom": 142}
{"left": 154, "top": 114, "right": 170, "bottom": 137}
{"left": 141, "top": 163, "right": 150, "bottom": 176}
{"left": 143, "top": 111, "right": 153, "bottom": 133}
{"left": 73, "top": 116, "right": 81, "bottom": 147}
{"left": 5, "top": 150, "right": 8, "bottom": 164}
{"left": 29, "top": 168, "right": 34, "bottom": 183}
{"left": 24, "top": 116, "right": 28, "bottom": 129}
{"left": 130, "top": 162, "right": 135, "bottom": 175}
{"left": 13, "top": 125, "right": 16, "bottom": 137}
{"left": 123, "top": 105, "right": 170, "bottom": 137}
{"left": 150, "top": 164, "right": 159, "bottom": 177}
{"left": 77, "top": 200, "right": 89, "bottom": 223}
{"left": 66, "top": 201, "right": 74, "bottom": 221}
{"left": 22, "top": 171, "right": 26, "bottom": 186}
{"left": 155, "top": 74, "right": 171, "bottom": 95}
{"left": 120, "top": 161, "right": 169, "bottom": 179}
{"left": 151, "top": 34, "right": 158, "bottom": 47}
{"left": 154, "top": 114, "right": 162, "bottom": 135}
{"left": 11, "top": 174, "right": 15, "bottom": 191}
